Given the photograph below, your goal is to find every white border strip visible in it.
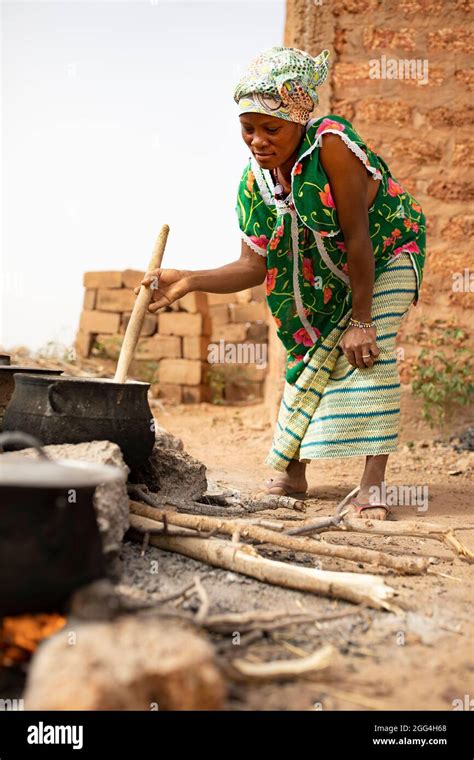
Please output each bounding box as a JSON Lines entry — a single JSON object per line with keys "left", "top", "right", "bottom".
{"left": 317, "top": 128, "right": 383, "bottom": 181}
{"left": 241, "top": 230, "right": 268, "bottom": 257}
{"left": 290, "top": 210, "right": 320, "bottom": 344}
{"left": 313, "top": 230, "right": 350, "bottom": 286}
{"left": 250, "top": 156, "right": 275, "bottom": 207}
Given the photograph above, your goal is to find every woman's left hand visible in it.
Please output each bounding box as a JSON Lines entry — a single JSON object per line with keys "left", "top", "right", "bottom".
{"left": 340, "top": 326, "right": 380, "bottom": 369}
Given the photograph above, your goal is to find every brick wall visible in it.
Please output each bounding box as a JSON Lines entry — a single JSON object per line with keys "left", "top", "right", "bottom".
{"left": 75, "top": 271, "right": 270, "bottom": 404}
{"left": 284, "top": 0, "right": 473, "bottom": 374}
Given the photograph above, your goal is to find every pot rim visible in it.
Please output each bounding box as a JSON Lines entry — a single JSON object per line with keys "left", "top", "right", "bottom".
{"left": 11, "top": 373, "right": 150, "bottom": 388}
{"left": 0, "top": 368, "right": 63, "bottom": 374}
{"left": 0, "top": 456, "right": 126, "bottom": 488}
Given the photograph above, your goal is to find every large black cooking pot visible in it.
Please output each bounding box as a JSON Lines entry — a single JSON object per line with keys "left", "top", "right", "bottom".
{"left": 2, "top": 373, "right": 155, "bottom": 470}
{"left": 0, "top": 354, "right": 63, "bottom": 430}
{"left": 0, "top": 432, "right": 124, "bottom": 616}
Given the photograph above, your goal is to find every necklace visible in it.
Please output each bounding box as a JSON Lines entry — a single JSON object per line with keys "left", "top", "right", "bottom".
{"left": 271, "top": 167, "right": 290, "bottom": 200}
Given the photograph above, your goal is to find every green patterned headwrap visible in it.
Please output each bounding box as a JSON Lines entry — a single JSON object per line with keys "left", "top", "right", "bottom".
{"left": 234, "top": 46, "right": 330, "bottom": 125}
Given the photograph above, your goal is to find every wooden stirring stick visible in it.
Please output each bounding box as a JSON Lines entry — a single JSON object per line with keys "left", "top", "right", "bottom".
{"left": 114, "top": 224, "right": 170, "bottom": 383}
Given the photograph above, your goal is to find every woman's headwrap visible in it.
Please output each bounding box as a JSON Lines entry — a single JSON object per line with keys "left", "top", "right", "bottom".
{"left": 234, "top": 47, "right": 331, "bottom": 125}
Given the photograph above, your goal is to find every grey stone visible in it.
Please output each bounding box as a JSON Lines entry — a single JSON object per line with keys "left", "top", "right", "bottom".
{"left": 132, "top": 442, "right": 208, "bottom": 501}
{"left": 154, "top": 423, "right": 184, "bottom": 451}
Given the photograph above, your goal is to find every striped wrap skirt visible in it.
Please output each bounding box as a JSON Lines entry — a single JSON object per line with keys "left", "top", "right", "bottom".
{"left": 265, "top": 252, "right": 417, "bottom": 471}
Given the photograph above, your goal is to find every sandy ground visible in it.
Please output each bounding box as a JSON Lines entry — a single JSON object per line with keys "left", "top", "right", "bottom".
{"left": 117, "top": 399, "right": 474, "bottom": 711}
{"left": 2, "top": 348, "right": 472, "bottom": 710}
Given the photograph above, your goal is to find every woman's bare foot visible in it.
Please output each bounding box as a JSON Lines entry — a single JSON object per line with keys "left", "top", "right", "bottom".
{"left": 344, "top": 498, "right": 389, "bottom": 520}
{"left": 344, "top": 455, "right": 390, "bottom": 520}
{"left": 258, "top": 459, "right": 308, "bottom": 497}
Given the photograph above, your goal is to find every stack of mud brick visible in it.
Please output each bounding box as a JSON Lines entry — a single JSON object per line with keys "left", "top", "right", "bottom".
{"left": 205, "top": 286, "right": 269, "bottom": 403}
{"left": 75, "top": 270, "right": 269, "bottom": 404}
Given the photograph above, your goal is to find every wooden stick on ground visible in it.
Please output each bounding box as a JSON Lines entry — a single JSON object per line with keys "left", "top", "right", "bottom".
{"left": 127, "top": 512, "right": 401, "bottom": 611}
{"left": 202, "top": 608, "right": 362, "bottom": 634}
{"left": 193, "top": 575, "right": 210, "bottom": 623}
{"left": 129, "top": 501, "right": 430, "bottom": 575}
{"left": 285, "top": 512, "right": 348, "bottom": 536}
{"left": 321, "top": 517, "right": 474, "bottom": 562}
{"left": 231, "top": 644, "right": 336, "bottom": 681}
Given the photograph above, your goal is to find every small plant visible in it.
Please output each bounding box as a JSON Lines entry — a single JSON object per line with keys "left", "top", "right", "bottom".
{"left": 36, "top": 340, "right": 76, "bottom": 363}
{"left": 207, "top": 364, "right": 254, "bottom": 405}
{"left": 207, "top": 366, "right": 226, "bottom": 405}
{"left": 131, "top": 361, "right": 156, "bottom": 384}
{"left": 91, "top": 336, "right": 122, "bottom": 361}
{"left": 412, "top": 346, "right": 473, "bottom": 427}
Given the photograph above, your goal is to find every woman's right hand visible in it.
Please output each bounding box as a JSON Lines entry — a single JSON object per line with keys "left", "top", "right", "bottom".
{"left": 134, "top": 268, "right": 191, "bottom": 313}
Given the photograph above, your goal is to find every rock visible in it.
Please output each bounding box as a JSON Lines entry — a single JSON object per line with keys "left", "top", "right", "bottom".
{"left": 24, "top": 615, "right": 225, "bottom": 710}
{"left": 132, "top": 442, "right": 208, "bottom": 501}
{"left": 453, "top": 426, "right": 474, "bottom": 453}
{"left": 7, "top": 441, "right": 130, "bottom": 567}
{"left": 154, "top": 423, "right": 184, "bottom": 451}
{"left": 448, "top": 452, "right": 473, "bottom": 475}
{"left": 67, "top": 579, "right": 135, "bottom": 621}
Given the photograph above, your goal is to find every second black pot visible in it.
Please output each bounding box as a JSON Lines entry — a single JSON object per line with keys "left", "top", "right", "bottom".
{"left": 2, "top": 374, "right": 155, "bottom": 470}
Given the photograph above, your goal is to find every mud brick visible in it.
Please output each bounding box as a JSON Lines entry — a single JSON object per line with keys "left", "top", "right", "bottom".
{"left": 229, "top": 302, "right": 267, "bottom": 323}
{"left": 201, "top": 314, "right": 212, "bottom": 336}
{"left": 93, "top": 334, "right": 123, "bottom": 360}
{"left": 150, "top": 383, "right": 182, "bottom": 404}
{"left": 250, "top": 284, "right": 266, "bottom": 302}
{"left": 440, "top": 215, "right": 474, "bottom": 242}
{"left": 453, "top": 141, "right": 474, "bottom": 167}
{"left": 427, "top": 180, "right": 474, "bottom": 203}
{"left": 209, "top": 304, "right": 230, "bottom": 326}
{"left": 357, "top": 98, "right": 411, "bottom": 127}
{"left": 158, "top": 312, "right": 203, "bottom": 337}
{"left": 210, "top": 323, "right": 248, "bottom": 342}
{"left": 83, "top": 271, "right": 122, "bottom": 289}
{"left": 235, "top": 289, "right": 253, "bottom": 304}
{"left": 135, "top": 335, "right": 181, "bottom": 361}
{"left": 80, "top": 310, "right": 120, "bottom": 334}
{"left": 225, "top": 381, "right": 264, "bottom": 403}
{"left": 74, "top": 331, "right": 93, "bottom": 358}
{"left": 96, "top": 289, "right": 136, "bottom": 313}
{"left": 182, "top": 385, "right": 211, "bottom": 404}
{"left": 246, "top": 322, "right": 268, "bottom": 342}
{"left": 177, "top": 292, "right": 209, "bottom": 314}
{"left": 207, "top": 293, "right": 238, "bottom": 306}
{"left": 157, "top": 359, "right": 208, "bottom": 386}
{"left": 183, "top": 336, "right": 211, "bottom": 361}
{"left": 83, "top": 289, "right": 97, "bottom": 310}
{"left": 121, "top": 312, "right": 157, "bottom": 337}
{"left": 362, "top": 27, "right": 416, "bottom": 51}
{"left": 122, "top": 269, "right": 144, "bottom": 289}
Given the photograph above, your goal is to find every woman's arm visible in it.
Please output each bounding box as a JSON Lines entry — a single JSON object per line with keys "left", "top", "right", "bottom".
{"left": 139, "top": 241, "right": 267, "bottom": 313}
{"left": 185, "top": 241, "right": 267, "bottom": 294}
{"left": 320, "top": 133, "right": 380, "bottom": 369}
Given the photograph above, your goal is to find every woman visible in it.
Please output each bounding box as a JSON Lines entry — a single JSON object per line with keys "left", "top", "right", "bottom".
{"left": 140, "top": 47, "right": 426, "bottom": 520}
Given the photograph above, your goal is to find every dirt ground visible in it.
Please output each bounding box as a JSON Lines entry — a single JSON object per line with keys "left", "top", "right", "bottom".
{"left": 119, "top": 398, "right": 474, "bottom": 711}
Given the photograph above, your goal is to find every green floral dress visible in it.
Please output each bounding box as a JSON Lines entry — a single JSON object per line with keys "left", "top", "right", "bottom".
{"left": 236, "top": 114, "right": 426, "bottom": 385}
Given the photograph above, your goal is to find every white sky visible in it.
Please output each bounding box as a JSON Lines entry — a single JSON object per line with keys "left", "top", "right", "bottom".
{"left": 1, "top": 0, "right": 285, "bottom": 351}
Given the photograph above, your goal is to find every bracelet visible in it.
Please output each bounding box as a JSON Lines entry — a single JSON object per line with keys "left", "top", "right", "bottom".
{"left": 348, "top": 317, "right": 375, "bottom": 329}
